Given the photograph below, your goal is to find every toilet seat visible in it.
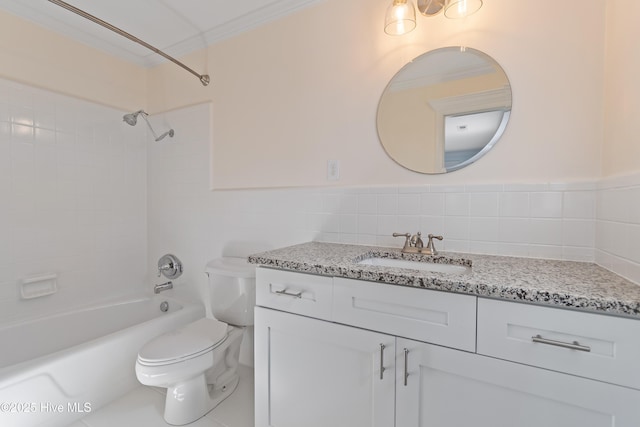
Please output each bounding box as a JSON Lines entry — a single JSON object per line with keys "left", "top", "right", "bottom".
{"left": 137, "top": 318, "right": 229, "bottom": 366}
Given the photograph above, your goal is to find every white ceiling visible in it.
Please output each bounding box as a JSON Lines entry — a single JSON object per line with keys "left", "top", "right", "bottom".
{"left": 0, "top": 0, "right": 322, "bottom": 67}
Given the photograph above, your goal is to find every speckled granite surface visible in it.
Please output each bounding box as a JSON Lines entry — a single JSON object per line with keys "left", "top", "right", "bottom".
{"left": 248, "top": 241, "right": 640, "bottom": 319}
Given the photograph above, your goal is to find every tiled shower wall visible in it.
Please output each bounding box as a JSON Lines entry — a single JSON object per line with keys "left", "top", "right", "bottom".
{"left": 0, "top": 79, "right": 147, "bottom": 326}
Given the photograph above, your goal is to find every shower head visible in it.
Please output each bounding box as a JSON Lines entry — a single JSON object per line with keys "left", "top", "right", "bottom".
{"left": 122, "top": 110, "right": 174, "bottom": 142}
{"left": 122, "top": 110, "right": 146, "bottom": 126}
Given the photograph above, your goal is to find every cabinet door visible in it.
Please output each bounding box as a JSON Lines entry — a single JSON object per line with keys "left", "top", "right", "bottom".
{"left": 255, "top": 307, "right": 395, "bottom": 427}
{"left": 396, "top": 338, "right": 640, "bottom": 427}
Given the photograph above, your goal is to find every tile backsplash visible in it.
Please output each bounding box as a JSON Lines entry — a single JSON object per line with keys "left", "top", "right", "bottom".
{"left": 309, "top": 183, "right": 597, "bottom": 262}
{"left": 595, "top": 174, "right": 640, "bottom": 285}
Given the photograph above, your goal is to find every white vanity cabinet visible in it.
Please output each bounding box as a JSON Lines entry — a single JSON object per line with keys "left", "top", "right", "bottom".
{"left": 254, "top": 267, "right": 640, "bottom": 427}
{"left": 396, "top": 338, "right": 639, "bottom": 427}
{"left": 254, "top": 307, "right": 395, "bottom": 427}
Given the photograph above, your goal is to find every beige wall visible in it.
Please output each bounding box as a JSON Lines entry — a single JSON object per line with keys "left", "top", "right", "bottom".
{"left": 1, "top": 0, "right": 631, "bottom": 189}
{"left": 148, "top": 0, "right": 607, "bottom": 189}
{"left": 0, "top": 9, "right": 146, "bottom": 111}
{"left": 603, "top": 0, "right": 640, "bottom": 177}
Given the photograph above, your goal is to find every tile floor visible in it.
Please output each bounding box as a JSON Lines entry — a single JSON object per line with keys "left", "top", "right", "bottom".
{"left": 66, "top": 365, "right": 254, "bottom": 427}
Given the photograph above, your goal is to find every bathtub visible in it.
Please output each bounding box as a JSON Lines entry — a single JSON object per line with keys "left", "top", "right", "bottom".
{"left": 0, "top": 295, "right": 204, "bottom": 427}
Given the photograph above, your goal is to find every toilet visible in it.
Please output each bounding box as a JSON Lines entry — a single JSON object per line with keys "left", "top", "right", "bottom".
{"left": 135, "top": 257, "right": 256, "bottom": 425}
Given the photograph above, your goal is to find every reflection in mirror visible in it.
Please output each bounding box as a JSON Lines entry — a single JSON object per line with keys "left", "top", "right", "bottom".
{"left": 377, "top": 47, "right": 512, "bottom": 174}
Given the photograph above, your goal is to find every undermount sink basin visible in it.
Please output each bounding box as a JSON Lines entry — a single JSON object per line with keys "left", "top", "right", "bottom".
{"left": 357, "top": 257, "right": 471, "bottom": 274}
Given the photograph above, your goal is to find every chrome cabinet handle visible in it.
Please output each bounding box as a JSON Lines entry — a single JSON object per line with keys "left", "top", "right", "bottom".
{"left": 403, "top": 348, "right": 409, "bottom": 386}
{"left": 274, "top": 289, "right": 303, "bottom": 299}
{"left": 379, "top": 344, "right": 386, "bottom": 380}
{"left": 531, "top": 334, "right": 591, "bottom": 352}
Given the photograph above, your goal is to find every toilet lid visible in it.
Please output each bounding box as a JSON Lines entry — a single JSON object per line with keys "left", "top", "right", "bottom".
{"left": 138, "top": 318, "right": 228, "bottom": 365}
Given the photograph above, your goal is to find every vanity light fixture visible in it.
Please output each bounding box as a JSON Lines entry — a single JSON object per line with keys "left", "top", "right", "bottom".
{"left": 384, "top": 0, "right": 417, "bottom": 36}
{"left": 384, "top": 0, "right": 483, "bottom": 35}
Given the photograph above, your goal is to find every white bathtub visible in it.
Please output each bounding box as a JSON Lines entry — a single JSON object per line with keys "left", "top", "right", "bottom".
{"left": 0, "top": 295, "right": 205, "bottom": 427}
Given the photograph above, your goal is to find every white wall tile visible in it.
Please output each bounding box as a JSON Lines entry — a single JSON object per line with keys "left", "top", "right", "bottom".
{"left": 528, "top": 219, "right": 563, "bottom": 245}
{"left": 499, "top": 192, "right": 529, "bottom": 217}
{"left": 377, "top": 215, "right": 398, "bottom": 235}
{"left": 377, "top": 193, "right": 398, "bottom": 215}
{"left": 530, "top": 192, "right": 563, "bottom": 218}
{"left": 469, "top": 217, "right": 500, "bottom": 242}
{"left": 357, "top": 194, "right": 377, "bottom": 214}
{"left": 528, "top": 244, "right": 564, "bottom": 260}
{"left": 468, "top": 241, "right": 499, "bottom": 255}
{"left": 469, "top": 192, "right": 499, "bottom": 217}
{"left": 562, "top": 219, "right": 595, "bottom": 248}
{"left": 499, "top": 218, "right": 531, "bottom": 243}
{"left": 398, "top": 193, "right": 420, "bottom": 213}
{"left": 420, "top": 216, "right": 445, "bottom": 235}
{"left": 445, "top": 193, "right": 469, "bottom": 216}
{"left": 562, "top": 246, "right": 594, "bottom": 262}
{"left": 339, "top": 214, "right": 358, "bottom": 234}
{"left": 420, "top": 193, "right": 445, "bottom": 216}
{"left": 627, "top": 224, "right": 640, "bottom": 264}
{"left": 564, "top": 191, "right": 596, "bottom": 219}
{"left": 397, "top": 215, "right": 420, "bottom": 233}
{"left": 444, "top": 216, "right": 469, "bottom": 241}
{"left": 498, "top": 243, "right": 529, "bottom": 257}
{"left": 357, "top": 214, "right": 377, "bottom": 235}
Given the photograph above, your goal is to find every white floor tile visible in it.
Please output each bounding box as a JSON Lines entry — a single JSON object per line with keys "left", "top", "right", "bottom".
{"left": 205, "top": 365, "right": 254, "bottom": 427}
{"left": 74, "top": 366, "right": 253, "bottom": 427}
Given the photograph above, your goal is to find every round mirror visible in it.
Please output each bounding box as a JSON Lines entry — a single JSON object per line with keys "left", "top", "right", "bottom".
{"left": 377, "top": 47, "right": 512, "bottom": 174}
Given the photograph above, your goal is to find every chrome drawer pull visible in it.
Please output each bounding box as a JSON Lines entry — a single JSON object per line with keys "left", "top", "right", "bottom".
{"left": 274, "top": 289, "right": 303, "bottom": 298}
{"left": 379, "top": 343, "right": 386, "bottom": 380}
{"left": 531, "top": 335, "right": 591, "bottom": 352}
{"left": 403, "top": 348, "right": 409, "bottom": 386}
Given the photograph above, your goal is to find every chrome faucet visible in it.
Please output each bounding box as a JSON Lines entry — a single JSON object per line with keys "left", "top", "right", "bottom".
{"left": 410, "top": 232, "right": 424, "bottom": 249}
{"left": 393, "top": 232, "right": 442, "bottom": 255}
{"left": 154, "top": 281, "right": 173, "bottom": 294}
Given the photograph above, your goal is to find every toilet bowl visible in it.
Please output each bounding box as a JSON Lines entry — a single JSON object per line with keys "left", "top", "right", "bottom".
{"left": 135, "top": 257, "right": 255, "bottom": 425}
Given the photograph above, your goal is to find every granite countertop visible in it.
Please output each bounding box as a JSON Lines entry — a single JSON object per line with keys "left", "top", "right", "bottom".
{"left": 248, "top": 241, "right": 640, "bottom": 319}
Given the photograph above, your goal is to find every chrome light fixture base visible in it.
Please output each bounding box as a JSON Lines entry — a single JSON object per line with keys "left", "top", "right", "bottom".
{"left": 417, "top": 0, "right": 444, "bottom": 16}
{"left": 385, "top": 0, "right": 483, "bottom": 35}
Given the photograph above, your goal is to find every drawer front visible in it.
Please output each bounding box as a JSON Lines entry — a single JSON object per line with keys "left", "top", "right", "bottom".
{"left": 256, "top": 267, "right": 333, "bottom": 320}
{"left": 333, "top": 278, "right": 477, "bottom": 352}
{"left": 477, "top": 298, "right": 640, "bottom": 390}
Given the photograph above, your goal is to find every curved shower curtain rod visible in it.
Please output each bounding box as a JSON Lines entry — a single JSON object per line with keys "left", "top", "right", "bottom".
{"left": 47, "top": 0, "right": 210, "bottom": 86}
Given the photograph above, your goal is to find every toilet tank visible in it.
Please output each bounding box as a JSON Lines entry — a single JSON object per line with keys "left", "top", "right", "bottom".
{"left": 205, "top": 257, "right": 256, "bottom": 326}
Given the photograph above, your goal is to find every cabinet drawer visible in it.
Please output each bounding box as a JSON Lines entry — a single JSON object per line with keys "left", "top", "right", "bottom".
{"left": 333, "top": 278, "right": 477, "bottom": 352}
{"left": 477, "top": 298, "right": 640, "bottom": 390}
{"left": 256, "top": 268, "right": 333, "bottom": 320}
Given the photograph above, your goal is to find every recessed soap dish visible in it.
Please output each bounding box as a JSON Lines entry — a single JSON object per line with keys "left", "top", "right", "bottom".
{"left": 21, "top": 273, "right": 58, "bottom": 299}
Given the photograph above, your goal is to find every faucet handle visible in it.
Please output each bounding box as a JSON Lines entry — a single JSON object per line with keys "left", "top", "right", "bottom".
{"left": 392, "top": 232, "right": 411, "bottom": 249}
{"left": 427, "top": 234, "right": 443, "bottom": 255}
{"left": 157, "top": 254, "right": 183, "bottom": 279}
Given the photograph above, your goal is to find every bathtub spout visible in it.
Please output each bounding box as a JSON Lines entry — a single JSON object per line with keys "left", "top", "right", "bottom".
{"left": 154, "top": 281, "right": 173, "bottom": 294}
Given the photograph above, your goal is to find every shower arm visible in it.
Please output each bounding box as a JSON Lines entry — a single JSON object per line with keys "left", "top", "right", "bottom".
{"left": 138, "top": 112, "right": 160, "bottom": 141}
{"left": 47, "top": 0, "right": 210, "bottom": 86}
